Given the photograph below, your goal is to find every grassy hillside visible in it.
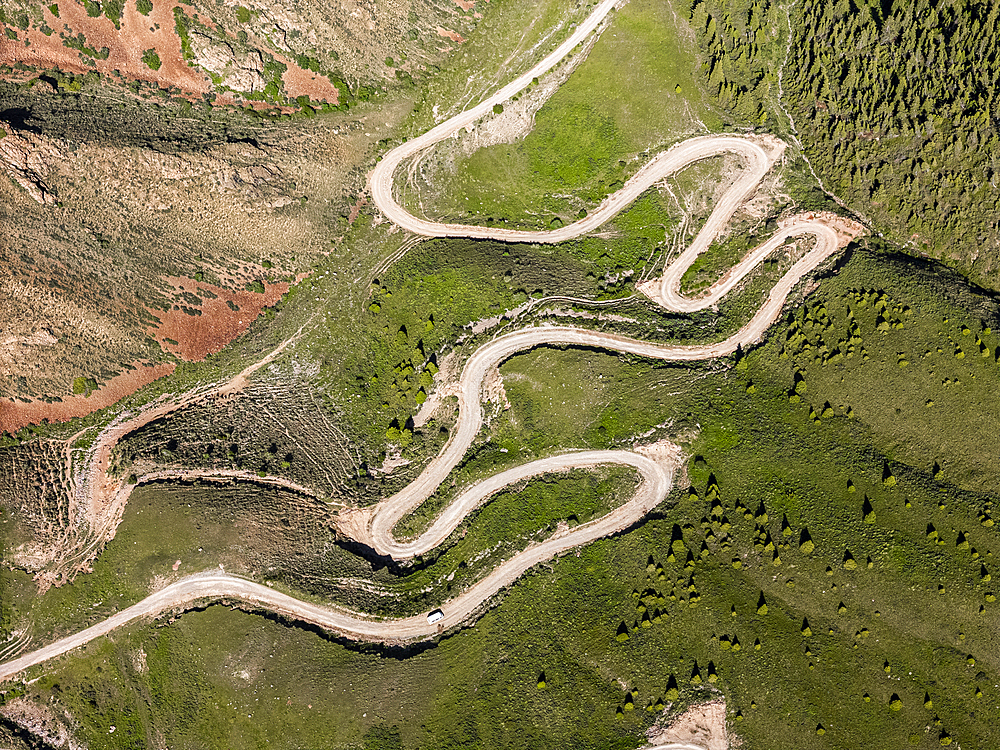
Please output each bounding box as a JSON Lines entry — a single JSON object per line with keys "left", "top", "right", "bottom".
{"left": 5, "top": 246, "right": 1000, "bottom": 750}
{"left": 2, "top": 1, "right": 1000, "bottom": 748}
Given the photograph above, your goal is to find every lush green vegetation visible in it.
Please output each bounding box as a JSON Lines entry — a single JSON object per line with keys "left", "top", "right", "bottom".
{"left": 410, "top": 0, "right": 721, "bottom": 229}
{"left": 141, "top": 48, "right": 161, "bottom": 72}
{"left": 11, "top": 246, "right": 1000, "bottom": 750}
{"left": 5, "top": 0, "right": 1000, "bottom": 748}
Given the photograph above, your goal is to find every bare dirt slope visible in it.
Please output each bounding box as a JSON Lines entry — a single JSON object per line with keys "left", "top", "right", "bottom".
{"left": 0, "top": 94, "right": 409, "bottom": 431}
{"left": 0, "top": 0, "right": 496, "bottom": 428}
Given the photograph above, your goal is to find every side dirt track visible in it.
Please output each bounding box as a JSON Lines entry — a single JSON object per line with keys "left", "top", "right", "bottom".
{"left": 0, "top": 0, "right": 861, "bottom": 683}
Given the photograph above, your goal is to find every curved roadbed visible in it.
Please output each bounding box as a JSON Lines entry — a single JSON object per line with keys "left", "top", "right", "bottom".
{"left": 0, "top": 0, "right": 862, "bottom": 683}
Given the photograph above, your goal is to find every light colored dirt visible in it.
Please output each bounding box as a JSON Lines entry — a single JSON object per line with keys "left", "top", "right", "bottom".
{"left": 0, "top": 362, "right": 175, "bottom": 435}
{"left": 0, "top": 0, "right": 865, "bottom": 681}
{"left": 411, "top": 350, "right": 459, "bottom": 428}
{"left": 0, "top": 696, "right": 84, "bottom": 750}
{"left": 149, "top": 276, "right": 290, "bottom": 361}
{"left": 648, "top": 700, "right": 728, "bottom": 750}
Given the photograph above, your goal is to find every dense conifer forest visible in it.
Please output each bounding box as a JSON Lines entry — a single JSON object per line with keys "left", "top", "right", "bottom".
{"left": 690, "top": 0, "right": 1000, "bottom": 289}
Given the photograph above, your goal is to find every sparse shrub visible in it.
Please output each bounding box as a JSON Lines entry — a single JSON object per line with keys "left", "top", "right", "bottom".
{"left": 615, "top": 621, "right": 629, "bottom": 642}
{"left": 756, "top": 592, "right": 768, "bottom": 615}
{"left": 882, "top": 464, "right": 897, "bottom": 487}
{"left": 706, "top": 662, "right": 718, "bottom": 683}
{"left": 142, "top": 48, "right": 162, "bottom": 71}
{"left": 72, "top": 376, "right": 98, "bottom": 396}
{"left": 665, "top": 675, "right": 678, "bottom": 700}
{"left": 843, "top": 550, "right": 857, "bottom": 570}
{"left": 690, "top": 661, "right": 702, "bottom": 684}
{"left": 799, "top": 529, "right": 814, "bottom": 554}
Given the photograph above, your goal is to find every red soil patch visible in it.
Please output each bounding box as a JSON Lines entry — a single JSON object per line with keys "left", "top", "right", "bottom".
{"left": 279, "top": 56, "right": 340, "bottom": 104}
{"left": 148, "top": 276, "right": 290, "bottom": 361}
{"left": 0, "top": 0, "right": 215, "bottom": 95}
{"left": 0, "top": 362, "right": 175, "bottom": 434}
{"left": 347, "top": 195, "right": 368, "bottom": 225}
{"left": 436, "top": 27, "right": 466, "bottom": 43}
{"left": 452, "top": 0, "right": 475, "bottom": 10}
{"left": 1, "top": 1, "right": 338, "bottom": 108}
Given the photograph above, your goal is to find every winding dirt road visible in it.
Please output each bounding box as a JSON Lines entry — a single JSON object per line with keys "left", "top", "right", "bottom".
{"left": 0, "top": 0, "right": 862, "bottom": 683}
{"left": 31, "top": 324, "right": 309, "bottom": 588}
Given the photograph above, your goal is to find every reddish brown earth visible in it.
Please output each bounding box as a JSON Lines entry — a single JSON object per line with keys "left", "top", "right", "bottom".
{"left": 0, "top": 272, "right": 293, "bottom": 433}
{"left": 436, "top": 27, "right": 466, "bottom": 43}
{"left": 0, "top": 362, "right": 175, "bottom": 434}
{"left": 0, "top": 0, "right": 335, "bottom": 106}
{"left": 279, "top": 57, "right": 340, "bottom": 104}
{"left": 1, "top": 0, "right": 214, "bottom": 95}
{"left": 148, "top": 276, "right": 290, "bottom": 361}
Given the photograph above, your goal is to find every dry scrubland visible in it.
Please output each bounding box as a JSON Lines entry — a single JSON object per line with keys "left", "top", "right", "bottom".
{"left": 1, "top": 0, "right": 1000, "bottom": 749}
{"left": 0, "top": 102, "right": 379, "bottom": 424}
{"left": 0, "top": 0, "right": 502, "bottom": 423}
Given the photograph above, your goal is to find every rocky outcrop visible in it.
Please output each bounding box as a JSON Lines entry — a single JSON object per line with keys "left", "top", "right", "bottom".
{"left": 0, "top": 128, "right": 60, "bottom": 204}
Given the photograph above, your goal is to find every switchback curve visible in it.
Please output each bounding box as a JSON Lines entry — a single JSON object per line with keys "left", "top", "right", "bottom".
{"left": 0, "top": 0, "right": 862, "bottom": 683}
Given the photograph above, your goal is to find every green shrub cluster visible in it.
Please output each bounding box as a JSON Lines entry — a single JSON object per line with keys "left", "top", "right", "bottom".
{"left": 141, "top": 48, "right": 162, "bottom": 71}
